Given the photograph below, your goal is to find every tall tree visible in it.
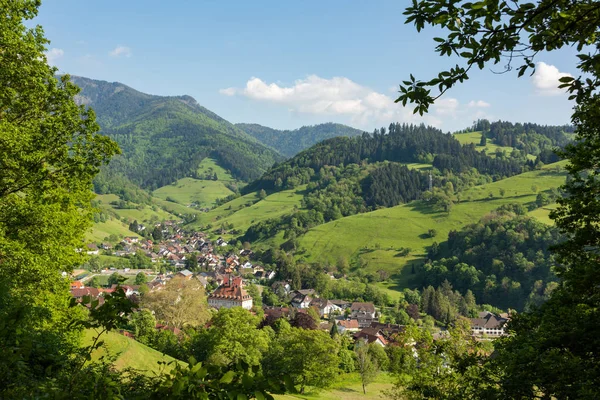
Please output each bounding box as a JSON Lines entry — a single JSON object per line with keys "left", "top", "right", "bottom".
{"left": 399, "top": 0, "right": 600, "bottom": 397}
{"left": 142, "top": 277, "right": 210, "bottom": 328}
{"left": 263, "top": 327, "right": 340, "bottom": 394}
{"left": 355, "top": 341, "right": 379, "bottom": 394}
{"left": 0, "top": 1, "right": 119, "bottom": 395}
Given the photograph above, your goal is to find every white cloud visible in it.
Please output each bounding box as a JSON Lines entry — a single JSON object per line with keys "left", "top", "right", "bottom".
{"left": 532, "top": 62, "right": 572, "bottom": 95}
{"left": 219, "top": 87, "right": 237, "bottom": 96}
{"left": 44, "top": 48, "right": 64, "bottom": 65}
{"left": 220, "top": 75, "right": 434, "bottom": 127}
{"left": 221, "top": 75, "right": 491, "bottom": 129}
{"left": 109, "top": 45, "right": 132, "bottom": 58}
{"left": 467, "top": 100, "right": 491, "bottom": 108}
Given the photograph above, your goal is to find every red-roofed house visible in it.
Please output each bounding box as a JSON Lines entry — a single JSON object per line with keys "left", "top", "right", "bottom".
{"left": 70, "top": 281, "right": 84, "bottom": 290}
{"left": 208, "top": 275, "right": 253, "bottom": 310}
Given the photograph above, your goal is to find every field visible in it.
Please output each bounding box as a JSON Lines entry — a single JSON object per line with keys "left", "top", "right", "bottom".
{"left": 193, "top": 186, "right": 306, "bottom": 239}
{"left": 153, "top": 178, "right": 235, "bottom": 207}
{"left": 297, "top": 162, "right": 567, "bottom": 294}
{"left": 86, "top": 218, "right": 139, "bottom": 243}
{"left": 275, "top": 373, "right": 394, "bottom": 400}
{"left": 82, "top": 329, "right": 180, "bottom": 374}
{"left": 197, "top": 157, "right": 236, "bottom": 181}
{"left": 453, "top": 131, "right": 537, "bottom": 160}
{"left": 88, "top": 193, "right": 180, "bottom": 243}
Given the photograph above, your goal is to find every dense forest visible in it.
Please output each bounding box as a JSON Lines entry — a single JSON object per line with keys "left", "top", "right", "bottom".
{"left": 244, "top": 123, "right": 526, "bottom": 194}
{"left": 71, "top": 76, "right": 284, "bottom": 190}
{"left": 416, "top": 205, "right": 562, "bottom": 311}
{"left": 237, "top": 122, "right": 364, "bottom": 157}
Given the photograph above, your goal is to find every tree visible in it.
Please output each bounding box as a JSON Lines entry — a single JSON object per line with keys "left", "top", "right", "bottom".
{"left": 0, "top": 1, "right": 120, "bottom": 395}
{"left": 399, "top": 0, "right": 600, "bottom": 397}
{"left": 291, "top": 312, "right": 317, "bottom": 330}
{"left": 479, "top": 134, "right": 487, "bottom": 146}
{"left": 130, "top": 310, "right": 156, "bottom": 343}
{"left": 201, "top": 307, "right": 270, "bottom": 367}
{"left": 152, "top": 225, "right": 163, "bottom": 241}
{"left": 108, "top": 272, "right": 125, "bottom": 286}
{"left": 263, "top": 327, "right": 340, "bottom": 394}
{"left": 88, "top": 276, "right": 101, "bottom": 288}
{"left": 135, "top": 272, "right": 147, "bottom": 285}
{"left": 355, "top": 342, "right": 379, "bottom": 394}
{"left": 142, "top": 277, "right": 210, "bottom": 328}
{"left": 258, "top": 189, "right": 267, "bottom": 200}
{"left": 185, "top": 252, "right": 198, "bottom": 271}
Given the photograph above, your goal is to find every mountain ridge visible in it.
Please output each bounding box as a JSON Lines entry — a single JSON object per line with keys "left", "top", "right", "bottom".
{"left": 236, "top": 122, "right": 364, "bottom": 157}
{"left": 70, "top": 76, "right": 285, "bottom": 189}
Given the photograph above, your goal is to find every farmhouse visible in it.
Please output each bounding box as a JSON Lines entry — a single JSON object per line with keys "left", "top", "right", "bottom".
{"left": 469, "top": 311, "right": 509, "bottom": 337}
{"left": 350, "top": 302, "right": 377, "bottom": 327}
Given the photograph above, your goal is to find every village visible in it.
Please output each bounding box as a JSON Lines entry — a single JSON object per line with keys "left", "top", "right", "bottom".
{"left": 70, "top": 219, "right": 509, "bottom": 348}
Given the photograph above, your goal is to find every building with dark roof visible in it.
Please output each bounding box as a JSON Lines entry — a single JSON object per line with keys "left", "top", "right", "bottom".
{"left": 469, "top": 311, "right": 509, "bottom": 337}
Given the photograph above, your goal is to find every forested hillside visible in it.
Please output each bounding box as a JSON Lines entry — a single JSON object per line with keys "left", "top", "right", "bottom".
{"left": 71, "top": 76, "right": 284, "bottom": 189}
{"left": 237, "top": 122, "right": 364, "bottom": 157}
{"left": 245, "top": 123, "right": 526, "bottom": 194}
{"left": 474, "top": 119, "right": 574, "bottom": 163}
{"left": 419, "top": 206, "right": 562, "bottom": 311}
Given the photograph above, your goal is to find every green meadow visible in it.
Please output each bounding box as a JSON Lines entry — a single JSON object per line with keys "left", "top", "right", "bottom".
{"left": 83, "top": 330, "right": 180, "bottom": 374}
{"left": 193, "top": 186, "right": 307, "bottom": 239}
{"left": 153, "top": 177, "right": 235, "bottom": 207}
{"left": 297, "top": 162, "right": 567, "bottom": 293}
{"left": 274, "top": 373, "right": 394, "bottom": 400}
{"left": 453, "top": 131, "right": 537, "bottom": 160}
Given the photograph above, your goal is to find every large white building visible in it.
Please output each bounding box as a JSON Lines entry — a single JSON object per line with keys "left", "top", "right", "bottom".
{"left": 208, "top": 275, "right": 253, "bottom": 310}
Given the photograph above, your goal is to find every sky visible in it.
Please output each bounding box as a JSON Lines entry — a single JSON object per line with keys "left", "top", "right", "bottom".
{"left": 36, "top": 0, "right": 577, "bottom": 132}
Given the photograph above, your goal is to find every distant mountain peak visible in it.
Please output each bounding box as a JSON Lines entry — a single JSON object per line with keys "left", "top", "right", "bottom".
{"left": 236, "top": 122, "right": 364, "bottom": 157}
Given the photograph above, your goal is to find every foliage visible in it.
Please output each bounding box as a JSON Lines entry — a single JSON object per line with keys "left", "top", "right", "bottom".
{"left": 142, "top": 277, "right": 211, "bottom": 328}
{"left": 263, "top": 326, "right": 340, "bottom": 394}
{"left": 355, "top": 342, "right": 380, "bottom": 394}
{"left": 0, "top": 1, "right": 120, "bottom": 395}
{"left": 399, "top": 0, "right": 600, "bottom": 397}
{"left": 246, "top": 123, "right": 524, "bottom": 195}
{"left": 195, "top": 307, "right": 270, "bottom": 367}
{"left": 419, "top": 209, "right": 562, "bottom": 311}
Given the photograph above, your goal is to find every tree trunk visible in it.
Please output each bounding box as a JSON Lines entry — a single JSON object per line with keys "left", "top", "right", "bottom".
{"left": 362, "top": 381, "right": 366, "bottom": 395}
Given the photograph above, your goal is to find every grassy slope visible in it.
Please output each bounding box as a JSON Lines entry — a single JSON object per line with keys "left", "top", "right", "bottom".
{"left": 453, "top": 131, "right": 537, "bottom": 160}
{"left": 153, "top": 158, "right": 239, "bottom": 208}
{"left": 83, "top": 330, "right": 180, "bottom": 374}
{"left": 297, "top": 162, "right": 567, "bottom": 295}
{"left": 88, "top": 193, "right": 178, "bottom": 243}
{"left": 153, "top": 178, "right": 235, "bottom": 207}
{"left": 275, "top": 373, "right": 394, "bottom": 400}
{"left": 193, "top": 186, "right": 306, "bottom": 239}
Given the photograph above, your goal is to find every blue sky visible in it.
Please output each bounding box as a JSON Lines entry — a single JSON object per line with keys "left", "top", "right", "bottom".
{"left": 37, "top": 0, "right": 576, "bottom": 132}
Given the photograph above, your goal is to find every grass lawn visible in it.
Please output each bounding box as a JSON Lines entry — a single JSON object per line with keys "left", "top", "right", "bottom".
{"left": 197, "top": 157, "right": 236, "bottom": 181}
{"left": 82, "top": 329, "right": 180, "bottom": 374}
{"left": 193, "top": 186, "right": 306, "bottom": 239}
{"left": 274, "top": 373, "right": 394, "bottom": 400}
{"left": 153, "top": 178, "right": 235, "bottom": 208}
{"left": 528, "top": 203, "right": 559, "bottom": 225}
{"left": 453, "top": 131, "right": 537, "bottom": 160}
{"left": 93, "top": 193, "right": 178, "bottom": 228}
{"left": 297, "top": 163, "right": 566, "bottom": 291}
{"left": 86, "top": 218, "right": 140, "bottom": 243}
{"left": 402, "top": 162, "right": 432, "bottom": 171}
{"left": 152, "top": 196, "right": 199, "bottom": 216}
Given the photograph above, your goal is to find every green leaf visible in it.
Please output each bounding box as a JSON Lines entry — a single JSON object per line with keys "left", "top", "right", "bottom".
{"left": 220, "top": 370, "right": 236, "bottom": 384}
